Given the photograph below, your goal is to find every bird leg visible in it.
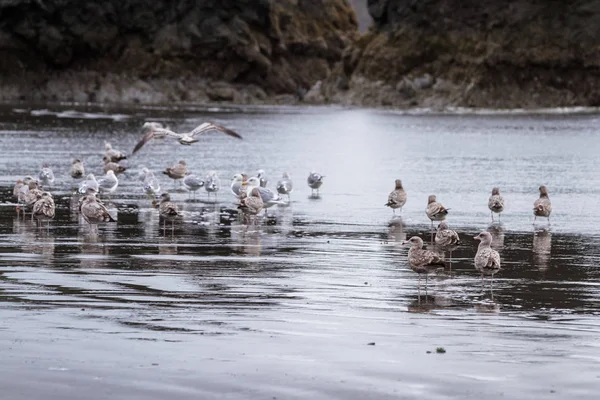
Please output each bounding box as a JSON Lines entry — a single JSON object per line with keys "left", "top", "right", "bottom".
{"left": 418, "top": 275, "right": 421, "bottom": 298}
{"left": 491, "top": 211, "right": 494, "bottom": 223}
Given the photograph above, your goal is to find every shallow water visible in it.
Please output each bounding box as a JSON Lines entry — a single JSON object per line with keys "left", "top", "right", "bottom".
{"left": 1, "top": 104, "right": 599, "bottom": 399}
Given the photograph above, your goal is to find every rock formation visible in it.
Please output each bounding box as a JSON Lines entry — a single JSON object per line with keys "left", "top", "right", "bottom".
{"left": 323, "top": 0, "right": 600, "bottom": 109}
{"left": 0, "top": 0, "right": 358, "bottom": 103}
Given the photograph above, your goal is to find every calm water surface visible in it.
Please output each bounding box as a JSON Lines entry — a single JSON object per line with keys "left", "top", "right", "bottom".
{"left": 0, "top": 104, "right": 599, "bottom": 399}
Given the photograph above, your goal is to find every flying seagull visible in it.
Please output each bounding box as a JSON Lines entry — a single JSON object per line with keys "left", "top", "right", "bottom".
{"left": 132, "top": 122, "right": 242, "bottom": 154}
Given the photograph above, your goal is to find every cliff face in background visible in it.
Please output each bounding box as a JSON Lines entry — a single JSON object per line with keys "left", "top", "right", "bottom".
{"left": 323, "top": 0, "right": 600, "bottom": 108}
{"left": 0, "top": 0, "right": 357, "bottom": 103}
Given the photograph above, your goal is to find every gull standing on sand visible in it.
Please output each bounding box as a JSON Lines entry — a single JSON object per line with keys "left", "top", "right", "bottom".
{"left": 385, "top": 179, "right": 407, "bottom": 216}
{"left": 132, "top": 122, "right": 242, "bottom": 154}
{"left": 426, "top": 195, "right": 449, "bottom": 228}
{"left": 307, "top": 172, "right": 324, "bottom": 196}
{"left": 204, "top": 171, "right": 221, "bottom": 199}
{"left": 70, "top": 158, "right": 85, "bottom": 179}
{"left": 276, "top": 172, "right": 293, "bottom": 200}
{"left": 80, "top": 188, "right": 116, "bottom": 233}
{"left": 163, "top": 160, "right": 188, "bottom": 187}
{"left": 533, "top": 185, "right": 552, "bottom": 224}
{"left": 402, "top": 236, "right": 445, "bottom": 296}
{"left": 78, "top": 173, "right": 99, "bottom": 194}
{"left": 238, "top": 188, "right": 264, "bottom": 224}
{"left": 98, "top": 170, "right": 119, "bottom": 195}
{"left": 183, "top": 172, "right": 204, "bottom": 198}
{"left": 104, "top": 142, "right": 127, "bottom": 162}
{"left": 32, "top": 192, "right": 55, "bottom": 225}
{"left": 38, "top": 163, "right": 55, "bottom": 186}
{"left": 474, "top": 231, "right": 501, "bottom": 287}
{"left": 488, "top": 187, "right": 504, "bottom": 222}
{"left": 159, "top": 193, "right": 180, "bottom": 232}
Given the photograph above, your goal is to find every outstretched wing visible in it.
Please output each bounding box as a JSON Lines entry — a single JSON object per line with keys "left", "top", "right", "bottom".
{"left": 189, "top": 122, "right": 242, "bottom": 139}
{"left": 133, "top": 126, "right": 182, "bottom": 154}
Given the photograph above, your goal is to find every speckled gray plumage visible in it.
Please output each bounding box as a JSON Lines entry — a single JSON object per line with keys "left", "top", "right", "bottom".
{"left": 435, "top": 221, "right": 460, "bottom": 248}
{"left": 385, "top": 179, "right": 407, "bottom": 211}
{"left": 474, "top": 232, "right": 501, "bottom": 277}
{"left": 32, "top": 192, "right": 55, "bottom": 220}
{"left": 405, "top": 236, "right": 445, "bottom": 274}
{"left": 533, "top": 185, "right": 552, "bottom": 218}
{"left": 488, "top": 187, "right": 504, "bottom": 214}
{"left": 426, "top": 195, "right": 449, "bottom": 222}
{"left": 163, "top": 160, "right": 188, "bottom": 180}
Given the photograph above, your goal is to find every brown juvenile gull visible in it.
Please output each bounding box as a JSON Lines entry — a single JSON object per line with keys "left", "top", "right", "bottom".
{"left": 533, "top": 185, "right": 552, "bottom": 224}
{"left": 32, "top": 191, "right": 55, "bottom": 225}
{"left": 238, "top": 187, "right": 264, "bottom": 224}
{"left": 385, "top": 179, "right": 407, "bottom": 216}
{"left": 434, "top": 221, "right": 460, "bottom": 248}
{"left": 24, "top": 180, "right": 43, "bottom": 213}
{"left": 474, "top": 231, "right": 501, "bottom": 287}
{"left": 133, "top": 122, "right": 242, "bottom": 155}
{"left": 159, "top": 193, "right": 180, "bottom": 232}
{"left": 12, "top": 179, "right": 24, "bottom": 200}
{"left": 402, "top": 236, "right": 445, "bottom": 296}
{"left": 488, "top": 187, "right": 505, "bottom": 222}
{"left": 104, "top": 142, "right": 127, "bottom": 162}
{"left": 426, "top": 195, "right": 449, "bottom": 228}
{"left": 70, "top": 158, "right": 85, "bottom": 179}
{"left": 80, "top": 188, "right": 116, "bottom": 233}
{"left": 163, "top": 160, "right": 188, "bottom": 186}
{"left": 103, "top": 156, "right": 127, "bottom": 174}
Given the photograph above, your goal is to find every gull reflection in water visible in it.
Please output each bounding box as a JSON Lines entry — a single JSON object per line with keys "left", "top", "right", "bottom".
{"left": 533, "top": 228, "right": 552, "bottom": 272}
{"left": 487, "top": 222, "right": 505, "bottom": 251}
{"left": 387, "top": 217, "right": 406, "bottom": 244}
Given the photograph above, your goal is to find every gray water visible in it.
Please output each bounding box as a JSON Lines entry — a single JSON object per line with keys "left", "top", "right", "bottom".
{"left": 0, "top": 104, "right": 599, "bottom": 399}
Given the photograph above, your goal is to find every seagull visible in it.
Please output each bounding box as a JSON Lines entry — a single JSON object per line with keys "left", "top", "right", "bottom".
{"left": 307, "top": 171, "right": 324, "bottom": 196}
{"left": 80, "top": 188, "right": 116, "bottom": 233}
{"left": 238, "top": 187, "right": 264, "bottom": 224}
{"left": 230, "top": 173, "right": 247, "bottom": 198}
{"left": 204, "top": 170, "right": 221, "bottom": 199}
{"left": 385, "top": 179, "right": 407, "bottom": 216}
{"left": 103, "top": 156, "right": 127, "bottom": 174}
{"left": 245, "top": 177, "right": 286, "bottom": 214}
{"left": 402, "top": 236, "right": 445, "bottom": 297}
{"left": 78, "top": 174, "right": 99, "bottom": 194}
{"left": 163, "top": 160, "right": 188, "bottom": 186}
{"left": 38, "top": 163, "right": 55, "bottom": 186}
{"left": 276, "top": 172, "right": 293, "bottom": 200}
{"left": 98, "top": 170, "right": 119, "bottom": 195}
{"left": 132, "top": 121, "right": 242, "bottom": 154}
{"left": 159, "top": 193, "right": 180, "bottom": 232}
{"left": 434, "top": 221, "right": 460, "bottom": 248}
{"left": 105, "top": 142, "right": 127, "bottom": 162}
{"left": 183, "top": 172, "right": 204, "bottom": 198}
{"left": 32, "top": 191, "right": 55, "bottom": 225}
{"left": 17, "top": 177, "right": 33, "bottom": 206}
{"left": 24, "top": 180, "right": 43, "bottom": 213}
{"left": 474, "top": 231, "right": 501, "bottom": 287}
{"left": 142, "top": 168, "right": 162, "bottom": 201}
{"left": 533, "top": 185, "right": 552, "bottom": 224}
{"left": 488, "top": 187, "right": 504, "bottom": 222}
{"left": 256, "top": 169, "right": 268, "bottom": 188}
{"left": 12, "top": 179, "right": 24, "bottom": 201}
{"left": 137, "top": 166, "right": 148, "bottom": 183}
{"left": 426, "top": 195, "right": 449, "bottom": 228}
{"left": 70, "top": 158, "right": 85, "bottom": 179}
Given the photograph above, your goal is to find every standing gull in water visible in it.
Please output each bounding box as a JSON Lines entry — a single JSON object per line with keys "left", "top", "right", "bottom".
{"left": 488, "top": 187, "right": 504, "bottom": 222}
{"left": 238, "top": 187, "right": 264, "bottom": 224}
{"left": 24, "top": 180, "right": 43, "bottom": 214}
{"left": 78, "top": 174, "right": 99, "bottom": 194}
{"left": 103, "top": 156, "right": 127, "bottom": 174}
{"left": 256, "top": 170, "right": 268, "bottom": 188}
{"left": 32, "top": 192, "right": 55, "bottom": 225}
{"left": 12, "top": 179, "right": 24, "bottom": 201}
{"left": 142, "top": 168, "right": 161, "bottom": 202}
{"left": 533, "top": 185, "right": 552, "bottom": 224}
{"left": 38, "top": 163, "right": 55, "bottom": 186}
{"left": 385, "top": 179, "right": 407, "bottom": 216}
{"left": 98, "top": 170, "right": 119, "bottom": 196}
{"left": 276, "top": 172, "right": 293, "bottom": 200}
{"left": 246, "top": 177, "right": 286, "bottom": 214}
{"left": 474, "top": 231, "right": 501, "bottom": 288}
{"left": 70, "top": 158, "right": 85, "bottom": 179}
{"left": 402, "top": 236, "right": 445, "bottom": 297}
{"left": 104, "top": 142, "right": 127, "bottom": 162}
{"left": 307, "top": 172, "right": 324, "bottom": 196}
{"left": 183, "top": 172, "right": 204, "bottom": 199}
{"left": 133, "top": 122, "right": 242, "bottom": 154}
{"left": 163, "top": 160, "right": 188, "bottom": 187}
{"left": 80, "top": 188, "right": 116, "bottom": 233}
{"left": 426, "top": 195, "right": 449, "bottom": 229}
{"left": 159, "top": 193, "right": 180, "bottom": 232}
{"left": 230, "top": 173, "right": 247, "bottom": 199}
{"left": 204, "top": 170, "right": 221, "bottom": 200}
{"left": 434, "top": 221, "right": 460, "bottom": 248}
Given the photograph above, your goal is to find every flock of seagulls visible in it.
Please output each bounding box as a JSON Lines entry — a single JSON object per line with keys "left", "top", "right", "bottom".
{"left": 386, "top": 180, "right": 552, "bottom": 295}
{"left": 8, "top": 119, "right": 555, "bottom": 297}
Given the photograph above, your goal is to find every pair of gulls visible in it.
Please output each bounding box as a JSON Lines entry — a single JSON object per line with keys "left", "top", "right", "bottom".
{"left": 232, "top": 171, "right": 291, "bottom": 221}
{"left": 386, "top": 180, "right": 553, "bottom": 224}
{"left": 13, "top": 176, "right": 55, "bottom": 223}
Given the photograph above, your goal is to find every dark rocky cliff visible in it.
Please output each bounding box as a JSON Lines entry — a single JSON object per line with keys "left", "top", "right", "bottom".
{"left": 323, "top": 0, "right": 600, "bottom": 109}
{"left": 0, "top": 0, "right": 358, "bottom": 103}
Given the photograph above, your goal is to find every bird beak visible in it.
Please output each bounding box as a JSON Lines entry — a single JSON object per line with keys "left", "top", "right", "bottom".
{"left": 473, "top": 236, "right": 480, "bottom": 240}
{"left": 401, "top": 241, "right": 408, "bottom": 246}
